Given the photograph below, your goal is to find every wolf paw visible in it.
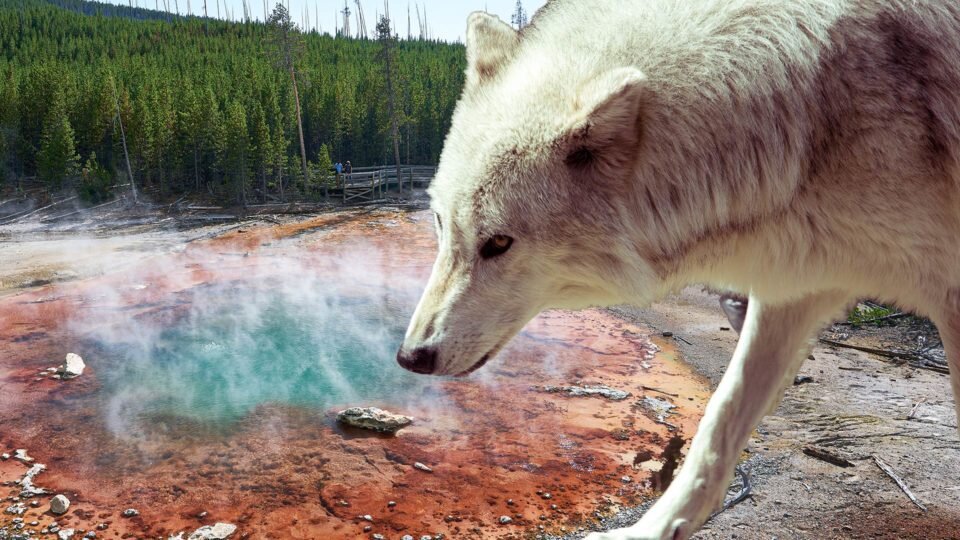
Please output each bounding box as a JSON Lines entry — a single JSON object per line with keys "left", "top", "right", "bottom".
{"left": 583, "top": 518, "right": 689, "bottom": 540}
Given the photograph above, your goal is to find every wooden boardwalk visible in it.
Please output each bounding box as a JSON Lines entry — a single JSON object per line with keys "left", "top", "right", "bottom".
{"left": 335, "top": 165, "right": 437, "bottom": 203}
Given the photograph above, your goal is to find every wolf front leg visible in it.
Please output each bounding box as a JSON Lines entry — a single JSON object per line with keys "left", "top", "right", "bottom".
{"left": 587, "top": 291, "right": 851, "bottom": 540}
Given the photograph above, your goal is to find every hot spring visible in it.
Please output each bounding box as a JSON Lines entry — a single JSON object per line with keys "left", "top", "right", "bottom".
{"left": 0, "top": 209, "right": 710, "bottom": 539}
{"left": 89, "top": 281, "right": 438, "bottom": 431}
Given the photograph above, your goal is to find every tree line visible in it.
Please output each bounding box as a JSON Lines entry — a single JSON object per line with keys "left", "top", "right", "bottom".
{"left": 0, "top": 0, "right": 466, "bottom": 204}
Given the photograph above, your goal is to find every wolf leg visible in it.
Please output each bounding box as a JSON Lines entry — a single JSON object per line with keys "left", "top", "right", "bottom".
{"left": 937, "top": 294, "right": 960, "bottom": 437}
{"left": 587, "top": 291, "right": 851, "bottom": 540}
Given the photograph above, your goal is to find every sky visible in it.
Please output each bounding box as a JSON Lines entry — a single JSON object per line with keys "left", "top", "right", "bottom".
{"left": 97, "top": 0, "right": 549, "bottom": 42}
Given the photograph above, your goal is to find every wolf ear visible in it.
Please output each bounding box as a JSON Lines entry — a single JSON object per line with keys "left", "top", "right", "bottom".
{"left": 466, "top": 12, "right": 519, "bottom": 87}
{"left": 564, "top": 68, "right": 647, "bottom": 177}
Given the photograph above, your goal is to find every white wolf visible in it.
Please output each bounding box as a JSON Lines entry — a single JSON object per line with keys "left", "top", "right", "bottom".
{"left": 397, "top": 0, "right": 960, "bottom": 538}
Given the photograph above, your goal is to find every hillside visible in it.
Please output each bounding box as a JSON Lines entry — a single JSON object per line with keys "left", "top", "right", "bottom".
{"left": 0, "top": 0, "right": 466, "bottom": 203}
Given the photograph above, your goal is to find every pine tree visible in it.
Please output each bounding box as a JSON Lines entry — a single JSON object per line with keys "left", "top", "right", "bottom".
{"left": 37, "top": 91, "right": 80, "bottom": 188}
{"left": 377, "top": 14, "right": 403, "bottom": 194}
{"left": 0, "top": 67, "right": 18, "bottom": 182}
{"left": 267, "top": 3, "right": 309, "bottom": 196}
{"left": 511, "top": 0, "right": 528, "bottom": 30}
{"left": 220, "top": 100, "right": 250, "bottom": 204}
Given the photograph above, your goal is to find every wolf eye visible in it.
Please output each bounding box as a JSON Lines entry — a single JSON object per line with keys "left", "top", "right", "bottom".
{"left": 480, "top": 235, "right": 513, "bottom": 259}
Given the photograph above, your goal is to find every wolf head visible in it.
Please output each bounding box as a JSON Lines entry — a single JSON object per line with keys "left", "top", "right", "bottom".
{"left": 398, "top": 12, "right": 660, "bottom": 376}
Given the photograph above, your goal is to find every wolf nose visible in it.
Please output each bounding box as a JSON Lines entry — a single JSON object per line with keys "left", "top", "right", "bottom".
{"left": 397, "top": 346, "right": 438, "bottom": 374}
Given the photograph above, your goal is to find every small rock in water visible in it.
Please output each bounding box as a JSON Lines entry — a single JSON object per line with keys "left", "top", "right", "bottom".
{"left": 336, "top": 407, "right": 413, "bottom": 434}
{"left": 793, "top": 375, "right": 814, "bottom": 385}
{"left": 372, "top": 535, "right": 385, "bottom": 540}
{"left": 498, "top": 516, "right": 513, "bottom": 524}
{"left": 401, "top": 535, "right": 414, "bottom": 540}
{"left": 186, "top": 523, "right": 237, "bottom": 540}
{"left": 122, "top": 508, "right": 139, "bottom": 518}
{"left": 13, "top": 449, "right": 34, "bottom": 463}
{"left": 50, "top": 494, "right": 70, "bottom": 515}
{"left": 57, "top": 353, "right": 85, "bottom": 379}
{"left": 387, "top": 501, "right": 396, "bottom": 508}
{"left": 538, "top": 384, "right": 630, "bottom": 401}
{"left": 413, "top": 462, "right": 432, "bottom": 473}
{"left": 57, "top": 529, "right": 75, "bottom": 540}
{"left": 0, "top": 453, "right": 8, "bottom": 460}
{"left": 621, "top": 475, "right": 632, "bottom": 483}
{"left": 361, "top": 515, "right": 373, "bottom": 522}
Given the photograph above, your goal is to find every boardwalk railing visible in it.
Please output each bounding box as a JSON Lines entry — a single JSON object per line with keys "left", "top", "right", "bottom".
{"left": 337, "top": 165, "right": 437, "bottom": 203}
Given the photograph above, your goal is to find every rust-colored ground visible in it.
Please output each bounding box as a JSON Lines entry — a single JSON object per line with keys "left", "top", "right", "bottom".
{"left": 0, "top": 210, "right": 710, "bottom": 539}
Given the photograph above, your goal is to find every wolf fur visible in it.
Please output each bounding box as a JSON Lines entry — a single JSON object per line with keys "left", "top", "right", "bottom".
{"left": 397, "top": 1, "right": 960, "bottom": 538}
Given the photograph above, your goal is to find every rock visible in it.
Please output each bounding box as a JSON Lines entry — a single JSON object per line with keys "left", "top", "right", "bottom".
{"left": 121, "top": 508, "right": 139, "bottom": 518}
{"left": 186, "top": 523, "right": 237, "bottom": 540}
{"left": 360, "top": 515, "right": 373, "bottom": 522}
{"left": 362, "top": 525, "right": 371, "bottom": 532}
{"left": 621, "top": 475, "right": 632, "bottom": 483}
{"left": 19, "top": 463, "right": 48, "bottom": 497}
{"left": 336, "top": 407, "right": 413, "bottom": 434}
{"left": 793, "top": 375, "right": 815, "bottom": 385}
{"left": 420, "top": 536, "right": 433, "bottom": 540}
{"left": 4, "top": 503, "right": 26, "bottom": 515}
{"left": 13, "top": 449, "right": 34, "bottom": 463}
{"left": 539, "top": 385, "right": 630, "bottom": 401}
{"left": 401, "top": 536, "right": 414, "bottom": 540}
{"left": 638, "top": 396, "right": 677, "bottom": 422}
{"left": 387, "top": 501, "right": 396, "bottom": 507}
{"left": 57, "top": 529, "right": 74, "bottom": 540}
{"left": 50, "top": 495, "right": 70, "bottom": 515}
{"left": 498, "top": 516, "right": 513, "bottom": 524}
{"left": 0, "top": 452, "right": 8, "bottom": 460}
{"left": 372, "top": 535, "right": 385, "bottom": 540}
{"left": 413, "top": 462, "right": 432, "bottom": 473}
{"left": 57, "top": 353, "right": 85, "bottom": 379}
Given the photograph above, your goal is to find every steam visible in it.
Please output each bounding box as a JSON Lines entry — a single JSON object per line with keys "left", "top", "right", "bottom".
{"left": 63, "top": 218, "right": 456, "bottom": 440}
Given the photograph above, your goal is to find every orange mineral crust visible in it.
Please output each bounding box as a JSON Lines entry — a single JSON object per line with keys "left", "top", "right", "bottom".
{"left": 0, "top": 210, "right": 709, "bottom": 539}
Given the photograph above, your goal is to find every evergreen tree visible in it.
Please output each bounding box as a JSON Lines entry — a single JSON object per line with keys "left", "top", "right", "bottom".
{"left": 377, "top": 14, "right": 403, "bottom": 193}
{"left": 267, "top": 3, "right": 309, "bottom": 196}
{"left": 0, "top": 67, "right": 18, "bottom": 182}
{"left": 221, "top": 100, "right": 250, "bottom": 204}
{"left": 0, "top": 0, "right": 467, "bottom": 203}
{"left": 37, "top": 91, "right": 80, "bottom": 188}
{"left": 511, "top": 0, "right": 528, "bottom": 30}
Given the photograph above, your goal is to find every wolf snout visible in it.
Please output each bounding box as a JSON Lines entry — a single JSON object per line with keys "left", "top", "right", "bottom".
{"left": 396, "top": 346, "right": 438, "bottom": 375}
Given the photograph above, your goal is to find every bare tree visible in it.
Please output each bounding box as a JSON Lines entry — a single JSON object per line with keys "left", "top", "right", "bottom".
{"left": 267, "top": 3, "right": 310, "bottom": 197}
{"left": 376, "top": 13, "right": 403, "bottom": 194}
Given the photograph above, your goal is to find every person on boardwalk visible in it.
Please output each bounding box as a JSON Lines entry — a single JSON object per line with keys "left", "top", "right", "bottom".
{"left": 335, "top": 161, "right": 343, "bottom": 187}
{"left": 345, "top": 160, "right": 353, "bottom": 183}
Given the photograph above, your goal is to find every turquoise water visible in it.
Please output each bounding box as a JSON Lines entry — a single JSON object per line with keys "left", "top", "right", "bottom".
{"left": 90, "top": 281, "right": 439, "bottom": 432}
